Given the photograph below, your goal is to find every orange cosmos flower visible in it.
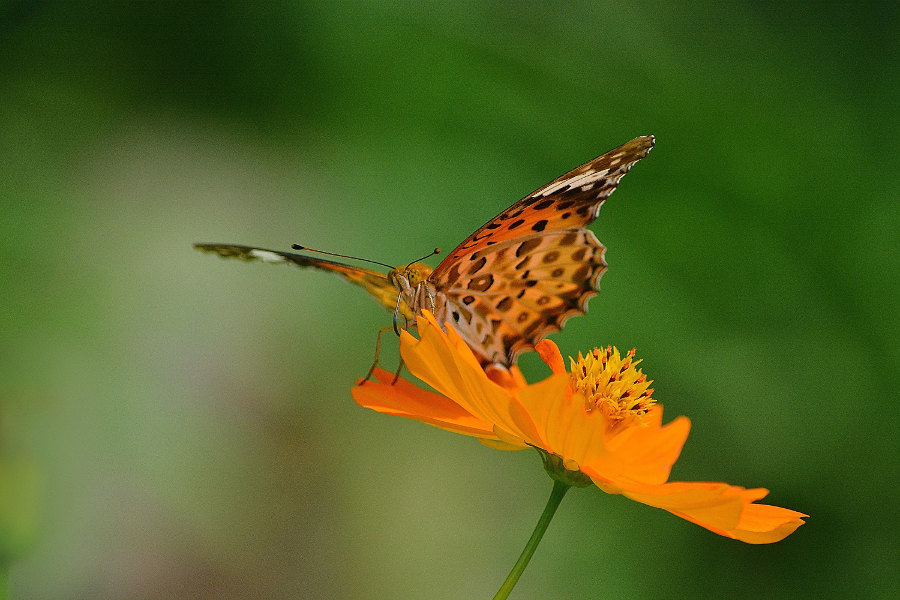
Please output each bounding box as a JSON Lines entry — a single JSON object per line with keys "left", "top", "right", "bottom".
{"left": 352, "top": 312, "right": 806, "bottom": 544}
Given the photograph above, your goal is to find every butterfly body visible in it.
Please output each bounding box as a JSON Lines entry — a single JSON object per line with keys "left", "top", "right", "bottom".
{"left": 196, "top": 135, "right": 654, "bottom": 366}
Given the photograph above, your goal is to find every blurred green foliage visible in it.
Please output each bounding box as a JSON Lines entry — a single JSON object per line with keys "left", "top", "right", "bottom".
{"left": 0, "top": 1, "right": 896, "bottom": 598}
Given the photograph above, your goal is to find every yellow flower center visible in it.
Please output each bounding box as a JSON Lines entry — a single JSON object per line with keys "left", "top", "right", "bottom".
{"left": 569, "top": 346, "right": 656, "bottom": 423}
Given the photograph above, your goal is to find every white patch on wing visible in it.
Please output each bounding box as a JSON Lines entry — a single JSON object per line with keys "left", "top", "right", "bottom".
{"left": 250, "top": 249, "right": 286, "bottom": 263}
{"left": 539, "top": 169, "right": 610, "bottom": 196}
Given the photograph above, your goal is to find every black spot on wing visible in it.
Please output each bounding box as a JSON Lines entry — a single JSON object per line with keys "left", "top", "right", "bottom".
{"left": 516, "top": 238, "right": 541, "bottom": 257}
{"left": 572, "top": 264, "right": 592, "bottom": 282}
{"left": 467, "top": 274, "right": 494, "bottom": 292}
{"left": 561, "top": 232, "right": 579, "bottom": 246}
{"left": 542, "top": 251, "right": 560, "bottom": 264}
{"left": 467, "top": 256, "right": 487, "bottom": 275}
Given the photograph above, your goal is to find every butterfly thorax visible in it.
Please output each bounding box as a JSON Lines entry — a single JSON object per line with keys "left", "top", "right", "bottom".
{"left": 387, "top": 262, "right": 448, "bottom": 325}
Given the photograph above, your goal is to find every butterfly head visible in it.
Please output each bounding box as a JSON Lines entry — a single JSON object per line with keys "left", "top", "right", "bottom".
{"left": 388, "top": 248, "right": 440, "bottom": 293}
{"left": 386, "top": 262, "right": 437, "bottom": 325}
{"left": 387, "top": 262, "right": 433, "bottom": 291}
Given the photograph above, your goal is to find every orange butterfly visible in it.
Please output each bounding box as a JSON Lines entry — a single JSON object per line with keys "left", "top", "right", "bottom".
{"left": 195, "top": 135, "right": 654, "bottom": 366}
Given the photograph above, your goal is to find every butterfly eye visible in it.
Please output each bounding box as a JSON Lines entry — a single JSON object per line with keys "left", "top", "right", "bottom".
{"left": 406, "top": 269, "right": 423, "bottom": 286}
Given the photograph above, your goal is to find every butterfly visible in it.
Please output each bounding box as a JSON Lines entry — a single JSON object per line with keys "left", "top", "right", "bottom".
{"left": 195, "top": 135, "right": 654, "bottom": 367}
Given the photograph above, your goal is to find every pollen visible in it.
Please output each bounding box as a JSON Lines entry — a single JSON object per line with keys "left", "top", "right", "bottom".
{"left": 569, "top": 346, "right": 656, "bottom": 423}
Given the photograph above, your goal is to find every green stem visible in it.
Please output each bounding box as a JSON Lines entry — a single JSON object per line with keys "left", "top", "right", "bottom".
{"left": 493, "top": 480, "right": 570, "bottom": 600}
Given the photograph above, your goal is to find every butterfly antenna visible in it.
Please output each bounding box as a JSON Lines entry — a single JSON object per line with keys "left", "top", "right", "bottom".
{"left": 291, "top": 244, "right": 394, "bottom": 270}
{"left": 405, "top": 248, "right": 440, "bottom": 270}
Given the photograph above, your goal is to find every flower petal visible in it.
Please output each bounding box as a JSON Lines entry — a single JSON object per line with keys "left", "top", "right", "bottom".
{"left": 479, "top": 437, "right": 528, "bottom": 451}
{"left": 484, "top": 364, "right": 527, "bottom": 390}
{"left": 609, "top": 480, "right": 806, "bottom": 544}
{"left": 591, "top": 407, "right": 691, "bottom": 485}
{"left": 517, "top": 375, "right": 607, "bottom": 466}
{"left": 724, "top": 502, "right": 809, "bottom": 544}
{"left": 535, "top": 339, "right": 567, "bottom": 374}
{"left": 352, "top": 368, "right": 498, "bottom": 439}
{"left": 514, "top": 372, "right": 575, "bottom": 448}
{"left": 399, "top": 313, "right": 543, "bottom": 443}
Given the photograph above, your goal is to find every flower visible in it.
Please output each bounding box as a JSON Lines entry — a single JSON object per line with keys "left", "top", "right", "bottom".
{"left": 352, "top": 312, "right": 806, "bottom": 544}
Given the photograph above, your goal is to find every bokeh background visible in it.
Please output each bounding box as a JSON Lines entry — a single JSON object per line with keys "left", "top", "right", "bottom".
{"left": 1, "top": 2, "right": 896, "bottom": 598}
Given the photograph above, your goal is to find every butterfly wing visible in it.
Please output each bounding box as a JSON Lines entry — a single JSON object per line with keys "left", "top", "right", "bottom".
{"left": 193, "top": 243, "right": 398, "bottom": 312}
{"left": 435, "top": 229, "right": 607, "bottom": 365}
{"left": 430, "top": 136, "right": 654, "bottom": 365}
{"left": 432, "top": 136, "right": 654, "bottom": 272}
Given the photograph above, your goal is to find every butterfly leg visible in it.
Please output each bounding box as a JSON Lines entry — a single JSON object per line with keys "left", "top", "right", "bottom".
{"left": 362, "top": 325, "right": 397, "bottom": 384}
{"left": 428, "top": 291, "right": 436, "bottom": 315}
{"left": 390, "top": 355, "right": 405, "bottom": 385}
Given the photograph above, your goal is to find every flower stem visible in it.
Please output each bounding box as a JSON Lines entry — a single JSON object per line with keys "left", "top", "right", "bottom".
{"left": 493, "top": 480, "right": 570, "bottom": 600}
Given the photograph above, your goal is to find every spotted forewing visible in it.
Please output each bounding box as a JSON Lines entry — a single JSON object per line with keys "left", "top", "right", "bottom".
{"left": 428, "top": 135, "right": 654, "bottom": 364}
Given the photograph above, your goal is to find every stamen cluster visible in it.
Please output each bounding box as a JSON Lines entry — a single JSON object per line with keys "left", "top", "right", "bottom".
{"left": 569, "top": 346, "right": 655, "bottom": 423}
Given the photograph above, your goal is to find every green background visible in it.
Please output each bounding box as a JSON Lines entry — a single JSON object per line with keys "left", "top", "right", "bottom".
{"left": 2, "top": 2, "right": 896, "bottom": 598}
